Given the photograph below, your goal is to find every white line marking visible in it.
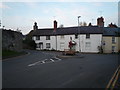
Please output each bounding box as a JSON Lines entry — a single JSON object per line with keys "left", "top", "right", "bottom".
{"left": 28, "top": 64, "right": 35, "bottom": 67}
{"left": 54, "top": 57, "right": 61, "bottom": 60}
{"left": 28, "top": 59, "right": 46, "bottom": 66}
{"left": 28, "top": 57, "right": 61, "bottom": 66}
{"left": 42, "top": 61, "right": 45, "bottom": 63}
{"left": 50, "top": 59, "right": 54, "bottom": 62}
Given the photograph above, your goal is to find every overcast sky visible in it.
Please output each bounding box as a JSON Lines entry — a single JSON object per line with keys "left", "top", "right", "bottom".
{"left": 0, "top": 0, "right": 119, "bottom": 35}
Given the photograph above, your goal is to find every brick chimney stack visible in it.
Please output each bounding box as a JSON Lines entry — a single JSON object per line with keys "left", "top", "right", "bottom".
{"left": 54, "top": 20, "right": 57, "bottom": 31}
{"left": 33, "top": 22, "right": 38, "bottom": 30}
{"left": 108, "top": 23, "right": 118, "bottom": 28}
{"left": 97, "top": 17, "right": 104, "bottom": 27}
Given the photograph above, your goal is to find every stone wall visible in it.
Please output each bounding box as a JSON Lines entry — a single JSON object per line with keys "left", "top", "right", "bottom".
{"left": 2, "top": 29, "right": 23, "bottom": 52}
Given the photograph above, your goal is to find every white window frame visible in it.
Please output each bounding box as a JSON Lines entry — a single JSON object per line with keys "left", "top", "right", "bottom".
{"left": 86, "top": 34, "right": 90, "bottom": 39}
{"left": 85, "top": 42, "right": 91, "bottom": 50}
{"left": 46, "top": 43, "right": 51, "bottom": 48}
{"left": 46, "top": 36, "right": 50, "bottom": 40}
{"left": 36, "top": 36, "right": 40, "bottom": 40}
{"left": 112, "top": 37, "right": 116, "bottom": 44}
{"left": 112, "top": 46, "right": 115, "bottom": 52}
{"left": 60, "top": 35, "right": 64, "bottom": 39}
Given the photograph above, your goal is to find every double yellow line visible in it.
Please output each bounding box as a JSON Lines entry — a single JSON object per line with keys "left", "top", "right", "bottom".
{"left": 106, "top": 65, "right": 120, "bottom": 90}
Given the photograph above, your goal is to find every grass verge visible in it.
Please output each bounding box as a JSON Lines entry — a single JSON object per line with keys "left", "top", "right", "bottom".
{"left": 2, "top": 50, "right": 27, "bottom": 60}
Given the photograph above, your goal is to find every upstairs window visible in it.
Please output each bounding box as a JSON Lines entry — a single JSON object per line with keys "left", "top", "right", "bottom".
{"left": 46, "top": 43, "right": 51, "bottom": 48}
{"left": 36, "top": 36, "right": 40, "bottom": 40}
{"left": 86, "top": 34, "right": 90, "bottom": 39}
{"left": 75, "top": 34, "right": 78, "bottom": 39}
{"left": 46, "top": 36, "right": 50, "bottom": 40}
{"left": 60, "top": 35, "right": 64, "bottom": 39}
{"left": 112, "top": 37, "right": 116, "bottom": 44}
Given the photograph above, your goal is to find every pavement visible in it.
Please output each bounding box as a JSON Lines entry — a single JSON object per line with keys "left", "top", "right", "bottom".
{"left": 2, "top": 50, "right": 119, "bottom": 88}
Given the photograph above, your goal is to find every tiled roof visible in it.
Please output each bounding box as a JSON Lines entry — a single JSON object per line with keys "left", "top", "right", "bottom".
{"left": 103, "top": 27, "right": 120, "bottom": 36}
{"left": 32, "top": 26, "right": 104, "bottom": 36}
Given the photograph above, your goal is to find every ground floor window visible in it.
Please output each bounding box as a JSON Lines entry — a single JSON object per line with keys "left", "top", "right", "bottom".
{"left": 36, "top": 43, "right": 43, "bottom": 49}
{"left": 36, "top": 43, "right": 40, "bottom": 48}
{"left": 112, "top": 37, "right": 116, "bottom": 44}
{"left": 112, "top": 46, "right": 115, "bottom": 53}
{"left": 46, "top": 43, "right": 51, "bottom": 48}
{"left": 60, "top": 42, "right": 64, "bottom": 50}
{"left": 85, "top": 42, "right": 91, "bottom": 50}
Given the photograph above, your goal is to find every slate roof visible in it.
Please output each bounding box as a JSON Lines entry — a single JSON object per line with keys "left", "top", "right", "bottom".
{"left": 32, "top": 26, "right": 120, "bottom": 36}
{"left": 32, "top": 26, "right": 104, "bottom": 36}
{"left": 103, "top": 27, "right": 120, "bottom": 36}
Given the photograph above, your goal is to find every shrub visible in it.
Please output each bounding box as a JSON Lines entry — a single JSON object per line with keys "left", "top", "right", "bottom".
{"left": 23, "top": 39, "right": 36, "bottom": 50}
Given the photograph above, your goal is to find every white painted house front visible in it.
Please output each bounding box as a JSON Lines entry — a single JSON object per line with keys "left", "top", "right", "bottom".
{"left": 32, "top": 22, "right": 103, "bottom": 53}
{"left": 33, "top": 34, "right": 102, "bottom": 53}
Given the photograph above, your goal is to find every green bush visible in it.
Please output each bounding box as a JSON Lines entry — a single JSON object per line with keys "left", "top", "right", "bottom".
{"left": 2, "top": 50, "right": 27, "bottom": 59}
{"left": 23, "top": 39, "right": 36, "bottom": 50}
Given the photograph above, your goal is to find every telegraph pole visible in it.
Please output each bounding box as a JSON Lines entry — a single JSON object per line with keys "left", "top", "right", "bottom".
{"left": 78, "top": 16, "right": 81, "bottom": 52}
{"left": 0, "top": 20, "right": 1, "bottom": 29}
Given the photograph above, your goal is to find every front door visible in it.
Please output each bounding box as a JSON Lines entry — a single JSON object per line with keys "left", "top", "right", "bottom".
{"left": 39, "top": 43, "right": 43, "bottom": 50}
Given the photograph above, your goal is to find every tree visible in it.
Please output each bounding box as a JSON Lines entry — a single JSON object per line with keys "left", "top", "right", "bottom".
{"left": 83, "top": 22, "right": 87, "bottom": 26}
{"left": 79, "top": 21, "right": 87, "bottom": 26}
{"left": 88, "top": 23, "right": 92, "bottom": 26}
{"left": 23, "top": 39, "right": 36, "bottom": 50}
{"left": 79, "top": 22, "right": 83, "bottom": 26}
{"left": 16, "top": 28, "right": 21, "bottom": 33}
{"left": 22, "top": 30, "right": 36, "bottom": 50}
{"left": 59, "top": 24, "right": 64, "bottom": 28}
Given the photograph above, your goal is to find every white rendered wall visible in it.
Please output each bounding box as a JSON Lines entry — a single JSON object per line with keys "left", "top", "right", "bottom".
{"left": 33, "top": 36, "right": 56, "bottom": 50}
{"left": 80, "top": 34, "right": 102, "bottom": 53}
{"left": 33, "top": 34, "right": 102, "bottom": 53}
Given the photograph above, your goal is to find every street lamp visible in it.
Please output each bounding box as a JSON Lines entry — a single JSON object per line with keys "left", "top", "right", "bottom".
{"left": 78, "top": 16, "right": 81, "bottom": 52}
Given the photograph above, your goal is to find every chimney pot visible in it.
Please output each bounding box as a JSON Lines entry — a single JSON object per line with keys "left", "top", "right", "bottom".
{"left": 33, "top": 22, "right": 38, "bottom": 30}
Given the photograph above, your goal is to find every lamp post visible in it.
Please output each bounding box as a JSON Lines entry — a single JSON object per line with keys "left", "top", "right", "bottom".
{"left": 78, "top": 16, "right": 81, "bottom": 52}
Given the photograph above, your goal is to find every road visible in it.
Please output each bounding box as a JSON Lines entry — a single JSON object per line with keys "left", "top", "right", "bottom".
{"left": 2, "top": 50, "right": 119, "bottom": 88}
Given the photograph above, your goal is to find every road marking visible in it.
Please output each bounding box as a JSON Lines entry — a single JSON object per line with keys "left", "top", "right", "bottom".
{"left": 28, "top": 57, "right": 62, "bottom": 66}
{"left": 106, "top": 65, "right": 120, "bottom": 90}
{"left": 42, "top": 61, "right": 45, "bottom": 63}
{"left": 28, "top": 60, "right": 45, "bottom": 66}
{"left": 28, "top": 64, "right": 35, "bottom": 67}
{"left": 54, "top": 57, "right": 61, "bottom": 60}
{"left": 50, "top": 59, "right": 54, "bottom": 62}
{"left": 111, "top": 70, "right": 119, "bottom": 90}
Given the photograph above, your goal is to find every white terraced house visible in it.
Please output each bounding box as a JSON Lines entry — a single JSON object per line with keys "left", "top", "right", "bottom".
{"left": 32, "top": 20, "right": 103, "bottom": 53}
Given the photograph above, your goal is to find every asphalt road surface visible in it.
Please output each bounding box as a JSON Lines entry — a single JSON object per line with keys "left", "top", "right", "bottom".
{"left": 2, "top": 50, "right": 119, "bottom": 88}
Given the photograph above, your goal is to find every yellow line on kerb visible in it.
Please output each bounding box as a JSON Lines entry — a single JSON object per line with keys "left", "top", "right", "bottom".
{"left": 111, "top": 70, "right": 119, "bottom": 90}
{"left": 106, "top": 65, "right": 120, "bottom": 90}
